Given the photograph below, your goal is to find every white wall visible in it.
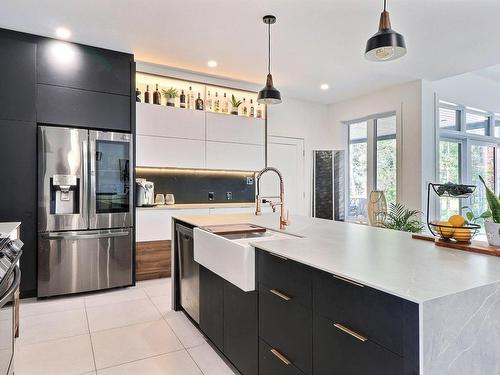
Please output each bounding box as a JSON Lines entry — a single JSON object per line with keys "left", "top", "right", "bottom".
{"left": 327, "top": 80, "right": 435, "bottom": 212}
{"left": 267, "top": 97, "right": 334, "bottom": 216}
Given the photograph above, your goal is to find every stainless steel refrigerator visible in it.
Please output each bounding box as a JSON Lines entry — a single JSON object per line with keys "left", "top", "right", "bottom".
{"left": 37, "top": 126, "right": 133, "bottom": 297}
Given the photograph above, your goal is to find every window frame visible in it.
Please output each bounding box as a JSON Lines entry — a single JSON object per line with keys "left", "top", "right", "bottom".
{"left": 436, "top": 99, "right": 500, "bottom": 221}
{"left": 345, "top": 111, "right": 397, "bottom": 222}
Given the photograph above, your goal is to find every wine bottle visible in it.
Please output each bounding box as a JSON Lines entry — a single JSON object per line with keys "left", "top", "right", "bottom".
{"left": 256, "top": 103, "right": 263, "bottom": 119}
{"left": 135, "top": 88, "right": 141, "bottom": 102}
{"left": 249, "top": 99, "right": 255, "bottom": 117}
{"left": 195, "top": 93, "right": 204, "bottom": 110}
{"left": 180, "top": 90, "right": 186, "bottom": 108}
{"left": 242, "top": 98, "right": 248, "bottom": 116}
{"left": 222, "top": 93, "right": 228, "bottom": 114}
{"left": 144, "top": 85, "right": 150, "bottom": 103}
{"left": 206, "top": 91, "right": 213, "bottom": 111}
{"left": 153, "top": 84, "right": 161, "bottom": 105}
{"left": 187, "top": 86, "right": 195, "bottom": 109}
{"left": 214, "top": 92, "right": 220, "bottom": 112}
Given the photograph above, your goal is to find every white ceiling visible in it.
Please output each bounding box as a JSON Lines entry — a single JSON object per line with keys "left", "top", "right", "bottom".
{"left": 2, "top": 0, "right": 500, "bottom": 104}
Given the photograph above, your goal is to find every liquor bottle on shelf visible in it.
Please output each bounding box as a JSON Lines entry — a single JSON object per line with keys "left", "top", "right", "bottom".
{"left": 206, "top": 91, "right": 213, "bottom": 111}
{"left": 214, "top": 92, "right": 220, "bottom": 112}
{"left": 256, "top": 103, "right": 263, "bottom": 119}
{"left": 144, "top": 85, "right": 150, "bottom": 103}
{"left": 195, "top": 93, "right": 204, "bottom": 110}
{"left": 222, "top": 93, "right": 228, "bottom": 114}
{"left": 180, "top": 90, "right": 186, "bottom": 108}
{"left": 153, "top": 84, "right": 161, "bottom": 105}
{"left": 249, "top": 99, "right": 255, "bottom": 117}
{"left": 135, "top": 88, "right": 141, "bottom": 102}
{"left": 187, "top": 86, "right": 195, "bottom": 109}
{"left": 242, "top": 98, "right": 248, "bottom": 116}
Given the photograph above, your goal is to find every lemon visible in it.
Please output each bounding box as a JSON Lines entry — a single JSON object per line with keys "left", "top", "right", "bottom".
{"left": 448, "top": 214, "right": 465, "bottom": 227}
{"left": 453, "top": 228, "right": 472, "bottom": 242}
{"left": 437, "top": 221, "right": 455, "bottom": 238}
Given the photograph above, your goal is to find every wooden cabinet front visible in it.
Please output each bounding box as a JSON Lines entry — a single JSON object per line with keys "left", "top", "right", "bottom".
{"left": 135, "top": 240, "right": 171, "bottom": 281}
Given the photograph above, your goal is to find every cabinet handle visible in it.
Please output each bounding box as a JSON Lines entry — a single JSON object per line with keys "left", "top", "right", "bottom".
{"left": 270, "top": 348, "right": 291, "bottom": 365}
{"left": 333, "top": 323, "right": 368, "bottom": 343}
{"left": 333, "top": 274, "right": 364, "bottom": 288}
{"left": 270, "top": 289, "right": 291, "bottom": 301}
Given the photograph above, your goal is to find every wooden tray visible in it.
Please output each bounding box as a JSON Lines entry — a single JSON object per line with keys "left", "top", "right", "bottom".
{"left": 202, "top": 224, "right": 266, "bottom": 236}
{"left": 412, "top": 233, "right": 500, "bottom": 257}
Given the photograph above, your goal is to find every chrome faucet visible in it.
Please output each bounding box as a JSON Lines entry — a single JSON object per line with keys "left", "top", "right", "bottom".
{"left": 255, "top": 167, "right": 289, "bottom": 230}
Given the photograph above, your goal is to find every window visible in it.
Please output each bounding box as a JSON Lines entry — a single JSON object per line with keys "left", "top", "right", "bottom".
{"left": 466, "top": 111, "right": 489, "bottom": 135}
{"left": 439, "top": 106, "right": 460, "bottom": 131}
{"left": 437, "top": 101, "right": 500, "bottom": 228}
{"left": 376, "top": 116, "right": 397, "bottom": 206}
{"left": 439, "top": 139, "right": 461, "bottom": 219}
{"left": 348, "top": 122, "right": 368, "bottom": 219}
{"left": 347, "top": 114, "right": 397, "bottom": 221}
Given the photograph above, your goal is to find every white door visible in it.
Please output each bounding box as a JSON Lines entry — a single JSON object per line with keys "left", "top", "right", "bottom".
{"left": 260, "top": 136, "right": 306, "bottom": 215}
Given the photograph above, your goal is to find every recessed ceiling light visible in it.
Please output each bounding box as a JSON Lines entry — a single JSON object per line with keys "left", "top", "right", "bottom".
{"left": 207, "top": 60, "right": 218, "bottom": 68}
{"left": 55, "top": 27, "right": 71, "bottom": 39}
{"left": 320, "top": 83, "right": 330, "bottom": 91}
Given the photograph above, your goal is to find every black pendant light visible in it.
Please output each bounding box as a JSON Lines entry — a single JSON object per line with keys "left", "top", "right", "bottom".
{"left": 365, "top": 0, "right": 406, "bottom": 61}
{"left": 258, "top": 15, "right": 281, "bottom": 105}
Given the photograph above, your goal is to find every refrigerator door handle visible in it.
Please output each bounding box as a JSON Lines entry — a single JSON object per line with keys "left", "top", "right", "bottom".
{"left": 41, "top": 230, "right": 130, "bottom": 240}
{"left": 89, "top": 135, "right": 97, "bottom": 229}
{"left": 82, "top": 139, "right": 89, "bottom": 228}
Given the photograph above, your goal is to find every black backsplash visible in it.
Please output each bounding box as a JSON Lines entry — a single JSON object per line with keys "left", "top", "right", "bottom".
{"left": 136, "top": 169, "right": 256, "bottom": 204}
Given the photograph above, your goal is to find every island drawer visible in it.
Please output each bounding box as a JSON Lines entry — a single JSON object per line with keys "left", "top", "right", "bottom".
{"left": 313, "top": 270, "right": 405, "bottom": 356}
{"left": 313, "top": 314, "right": 404, "bottom": 375}
{"left": 259, "top": 339, "right": 306, "bottom": 375}
{"left": 257, "top": 250, "right": 312, "bottom": 309}
{"left": 259, "top": 283, "right": 312, "bottom": 375}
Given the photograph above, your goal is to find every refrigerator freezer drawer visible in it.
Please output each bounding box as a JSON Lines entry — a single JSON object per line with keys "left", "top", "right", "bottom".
{"left": 37, "top": 229, "right": 132, "bottom": 297}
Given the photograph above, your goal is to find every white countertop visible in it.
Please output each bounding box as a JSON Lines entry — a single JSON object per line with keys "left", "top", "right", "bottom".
{"left": 0, "top": 222, "right": 20, "bottom": 238}
{"left": 173, "top": 213, "right": 500, "bottom": 304}
{"left": 137, "top": 202, "right": 255, "bottom": 210}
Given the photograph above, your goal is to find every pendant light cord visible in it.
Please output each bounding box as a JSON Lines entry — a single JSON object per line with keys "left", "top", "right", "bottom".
{"left": 268, "top": 22, "right": 271, "bottom": 74}
{"left": 384, "top": 0, "right": 387, "bottom": 11}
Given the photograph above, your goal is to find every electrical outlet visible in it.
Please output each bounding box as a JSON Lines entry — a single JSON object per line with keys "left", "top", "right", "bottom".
{"left": 208, "top": 192, "right": 215, "bottom": 201}
{"left": 226, "top": 192, "right": 233, "bottom": 200}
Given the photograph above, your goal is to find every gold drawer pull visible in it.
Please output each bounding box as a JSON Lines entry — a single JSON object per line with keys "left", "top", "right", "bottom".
{"left": 270, "top": 289, "right": 291, "bottom": 301}
{"left": 333, "top": 323, "right": 368, "bottom": 342}
{"left": 270, "top": 348, "right": 291, "bottom": 365}
{"left": 333, "top": 274, "right": 364, "bottom": 288}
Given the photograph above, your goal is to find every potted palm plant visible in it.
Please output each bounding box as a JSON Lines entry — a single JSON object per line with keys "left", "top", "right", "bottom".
{"left": 478, "top": 175, "right": 500, "bottom": 246}
{"left": 383, "top": 202, "right": 424, "bottom": 233}
{"left": 161, "top": 87, "right": 178, "bottom": 107}
{"left": 230, "top": 94, "right": 242, "bottom": 115}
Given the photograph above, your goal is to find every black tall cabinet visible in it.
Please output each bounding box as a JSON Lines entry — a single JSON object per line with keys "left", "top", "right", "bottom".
{"left": 0, "top": 28, "right": 134, "bottom": 297}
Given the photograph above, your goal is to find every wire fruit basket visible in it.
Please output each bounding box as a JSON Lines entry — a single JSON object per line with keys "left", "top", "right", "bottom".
{"left": 426, "top": 183, "right": 480, "bottom": 242}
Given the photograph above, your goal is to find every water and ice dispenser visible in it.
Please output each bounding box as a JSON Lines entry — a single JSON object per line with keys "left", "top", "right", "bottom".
{"left": 50, "top": 174, "right": 80, "bottom": 214}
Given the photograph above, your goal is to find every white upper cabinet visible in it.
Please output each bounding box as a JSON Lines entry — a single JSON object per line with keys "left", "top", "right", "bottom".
{"left": 136, "top": 103, "right": 205, "bottom": 140}
{"left": 206, "top": 141, "right": 264, "bottom": 171}
{"left": 137, "top": 135, "right": 205, "bottom": 168}
{"left": 206, "top": 112, "right": 264, "bottom": 145}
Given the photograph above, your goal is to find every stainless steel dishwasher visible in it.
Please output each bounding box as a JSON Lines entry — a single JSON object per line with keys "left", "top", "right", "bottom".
{"left": 176, "top": 224, "right": 199, "bottom": 323}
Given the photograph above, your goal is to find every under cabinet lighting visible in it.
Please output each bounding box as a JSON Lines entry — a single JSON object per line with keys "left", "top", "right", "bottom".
{"left": 207, "top": 60, "right": 218, "bottom": 68}
{"left": 136, "top": 167, "right": 256, "bottom": 176}
{"left": 320, "top": 83, "right": 330, "bottom": 91}
{"left": 55, "top": 27, "right": 71, "bottom": 39}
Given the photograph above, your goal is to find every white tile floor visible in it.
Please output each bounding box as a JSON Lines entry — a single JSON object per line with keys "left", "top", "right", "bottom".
{"left": 16, "top": 278, "right": 238, "bottom": 375}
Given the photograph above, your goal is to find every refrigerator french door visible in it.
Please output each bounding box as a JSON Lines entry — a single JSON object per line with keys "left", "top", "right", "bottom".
{"left": 37, "top": 126, "right": 133, "bottom": 297}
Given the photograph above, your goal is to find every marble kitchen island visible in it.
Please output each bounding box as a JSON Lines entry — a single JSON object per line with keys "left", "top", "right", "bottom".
{"left": 171, "top": 213, "right": 500, "bottom": 375}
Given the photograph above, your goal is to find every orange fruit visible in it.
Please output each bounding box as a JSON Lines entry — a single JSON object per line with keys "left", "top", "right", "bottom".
{"left": 448, "top": 215, "right": 465, "bottom": 227}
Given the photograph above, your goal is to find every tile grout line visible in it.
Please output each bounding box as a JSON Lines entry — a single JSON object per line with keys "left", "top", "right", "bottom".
{"left": 95, "top": 348, "right": 187, "bottom": 372}
{"left": 143, "top": 285, "right": 207, "bottom": 374}
{"left": 84, "top": 299, "right": 98, "bottom": 373}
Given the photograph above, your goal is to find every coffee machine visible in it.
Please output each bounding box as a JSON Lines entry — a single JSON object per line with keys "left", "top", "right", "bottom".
{"left": 136, "top": 179, "right": 155, "bottom": 206}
